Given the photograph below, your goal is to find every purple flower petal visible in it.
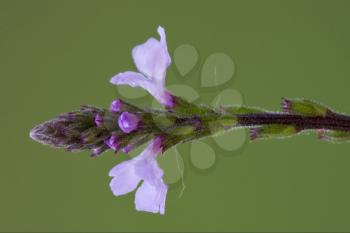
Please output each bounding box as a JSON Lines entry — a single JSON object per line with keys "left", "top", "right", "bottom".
{"left": 111, "top": 72, "right": 175, "bottom": 108}
{"left": 108, "top": 137, "right": 168, "bottom": 215}
{"left": 109, "top": 160, "right": 141, "bottom": 196}
{"left": 110, "top": 71, "right": 157, "bottom": 99}
{"left": 118, "top": 112, "right": 140, "bottom": 133}
{"left": 157, "top": 26, "right": 170, "bottom": 57}
{"left": 132, "top": 26, "right": 171, "bottom": 83}
{"left": 135, "top": 180, "right": 167, "bottom": 215}
{"left": 110, "top": 26, "right": 175, "bottom": 108}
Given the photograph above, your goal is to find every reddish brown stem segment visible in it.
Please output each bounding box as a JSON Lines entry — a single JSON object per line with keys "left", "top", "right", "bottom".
{"left": 237, "top": 113, "right": 350, "bottom": 132}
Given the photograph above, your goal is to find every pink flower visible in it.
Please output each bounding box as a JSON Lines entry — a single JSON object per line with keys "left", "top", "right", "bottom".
{"left": 108, "top": 137, "right": 168, "bottom": 215}
{"left": 110, "top": 26, "right": 175, "bottom": 108}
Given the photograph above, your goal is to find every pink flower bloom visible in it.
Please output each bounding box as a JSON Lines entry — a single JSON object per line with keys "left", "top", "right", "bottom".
{"left": 110, "top": 26, "right": 175, "bottom": 108}
{"left": 109, "top": 137, "right": 168, "bottom": 215}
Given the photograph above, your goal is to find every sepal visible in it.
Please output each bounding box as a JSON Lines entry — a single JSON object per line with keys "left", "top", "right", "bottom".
{"left": 168, "top": 96, "right": 215, "bottom": 115}
{"left": 250, "top": 124, "right": 299, "bottom": 140}
{"left": 317, "top": 129, "right": 350, "bottom": 143}
{"left": 281, "top": 98, "right": 329, "bottom": 116}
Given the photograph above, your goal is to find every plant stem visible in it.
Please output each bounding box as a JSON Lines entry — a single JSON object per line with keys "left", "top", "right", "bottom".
{"left": 236, "top": 112, "right": 350, "bottom": 131}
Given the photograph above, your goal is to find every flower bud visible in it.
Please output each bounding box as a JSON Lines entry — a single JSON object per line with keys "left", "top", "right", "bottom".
{"left": 91, "top": 143, "right": 109, "bottom": 157}
{"left": 121, "top": 134, "right": 152, "bottom": 153}
{"left": 118, "top": 112, "right": 140, "bottom": 133}
{"left": 80, "top": 128, "right": 105, "bottom": 144}
{"left": 95, "top": 113, "right": 103, "bottom": 127}
{"left": 250, "top": 124, "right": 299, "bottom": 140}
{"left": 109, "top": 99, "right": 123, "bottom": 113}
{"left": 104, "top": 134, "right": 119, "bottom": 151}
{"left": 109, "top": 99, "right": 142, "bottom": 113}
{"left": 281, "top": 98, "right": 329, "bottom": 117}
{"left": 317, "top": 129, "right": 350, "bottom": 143}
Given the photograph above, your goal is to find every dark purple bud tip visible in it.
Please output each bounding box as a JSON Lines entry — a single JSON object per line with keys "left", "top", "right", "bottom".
{"left": 118, "top": 112, "right": 140, "bottom": 133}
{"left": 121, "top": 145, "right": 131, "bottom": 154}
{"left": 281, "top": 98, "right": 292, "bottom": 113}
{"left": 164, "top": 91, "right": 176, "bottom": 109}
{"left": 94, "top": 113, "right": 103, "bottom": 127}
{"left": 190, "top": 117, "right": 202, "bottom": 131}
{"left": 249, "top": 128, "right": 260, "bottom": 140}
{"left": 153, "top": 135, "right": 166, "bottom": 154}
{"left": 109, "top": 99, "right": 123, "bottom": 113}
{"left": 104, "top": 134, "right": 119, "bottom": 151}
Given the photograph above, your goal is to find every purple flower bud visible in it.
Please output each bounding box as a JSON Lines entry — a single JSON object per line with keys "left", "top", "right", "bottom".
{"left": 104, "top": 134, "right": 119, "bottom": 150}
{"left": 109, "top": 99, "right": 123, "bottom": 113}
{"left": 91, "top": 144, "right": 108, "bottom": 157}
{"left": 281, "top": 98, "right": 292, "bottom": 113}
{"left": 249, "top": 128, "right": 260, "bottom": 140}
{"left": 95, "top": 113, "right": 103, "bottom": 127}
{"left": 190, "top": 116, "right": 202, "bottom": 131}
{"left": 118, "top": 112, "right": 140, "bottom": 133}
{"left": 121, "top": 145, "right": 132, "bottom": 154}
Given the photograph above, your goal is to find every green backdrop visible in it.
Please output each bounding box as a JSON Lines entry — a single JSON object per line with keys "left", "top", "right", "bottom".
{"left": 1, "top": 0, "right": 350, "bottom": 231}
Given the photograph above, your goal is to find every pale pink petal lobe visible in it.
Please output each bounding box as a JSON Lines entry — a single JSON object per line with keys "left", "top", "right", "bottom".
{"left": 131, "top": 34, "right": 171, "bottom": 82}
{"left": 109, "top": 161, "right": 141, "bottom": 196}
{"left": 135, "top": 180, "right": 168, "bottom": 215}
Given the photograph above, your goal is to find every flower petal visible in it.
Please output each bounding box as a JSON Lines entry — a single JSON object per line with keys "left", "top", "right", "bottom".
{"left": 110, "top": 71, "right": 153, "bottom": 90}
{"left": 133, "top": 137, "right": 167, "bottom": 214}
{"left": 109, "top": 160, "right": 141, "bottom": 196}
{"left": 108, "top": 137, "right": 168, "bottom": 214}
{"left": 157, "top": 26, "right": 171, "bottom": 64}
{"left": 131, "top": 26, "right": 171, "bottom": 83}
{"left": 110, "top": 71, "right": 173, "bottom": 107}
{"left": 135, "top": 180, "right": 168, "bottom": 215}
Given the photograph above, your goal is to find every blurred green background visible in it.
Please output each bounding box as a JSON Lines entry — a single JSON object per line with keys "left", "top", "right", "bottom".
{"left": 1, "top": 0, "right": 350, "bottom": 231}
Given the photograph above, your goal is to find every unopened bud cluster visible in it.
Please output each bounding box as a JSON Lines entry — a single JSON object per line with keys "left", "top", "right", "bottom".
{"left": 30, "top": 96, "right": 239, "bottom": 156}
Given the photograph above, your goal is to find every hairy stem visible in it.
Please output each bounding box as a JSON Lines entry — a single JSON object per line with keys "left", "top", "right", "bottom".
{"left": 237, "top": 112, "right": 350, "bottom": 131}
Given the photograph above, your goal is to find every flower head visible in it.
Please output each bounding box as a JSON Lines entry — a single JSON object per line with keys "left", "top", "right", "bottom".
{"left": 110, "top": 26, "right": 175, "bottom": 108}
{"left": 109, "top": 137, "right": 168, "bottom": 215}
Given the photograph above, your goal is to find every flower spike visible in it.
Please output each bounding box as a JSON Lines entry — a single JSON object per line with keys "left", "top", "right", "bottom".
{"left": 30, "top": 26, "right": 350, "bottom": 216}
